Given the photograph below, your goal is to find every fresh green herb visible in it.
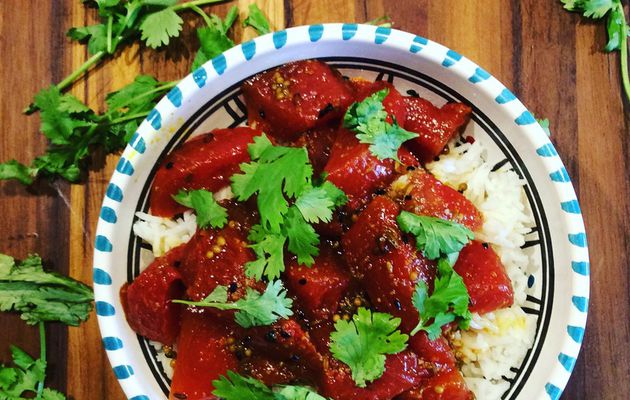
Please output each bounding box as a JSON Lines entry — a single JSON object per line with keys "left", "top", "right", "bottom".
{"left": 243, "top": 3, "right": 272, "bottom": 35}
{"left": 0, "top": 254, "right": 94, "bottom": 326}
{"left": 172, "top": 189, "right": 228, "bottom": 229}
{"left": 561, "top": 0, "right": 629, "bottom": 102}
{"left": 343, "top": 89, "right": 418, "bottom": 162}
{"left": 410, "top": 258, "right": 472, "bottom": 339}
{"left": 537, "top": 118, "right": 551, "bottom": 137}
{"left": 365, "top": 15, "right": 392, "bottom": 28}
{"left": 173, "top": 280, "right": 293, "bottom": 328}
{"left": 329, "top": 307, "right": 409, "bottom": 387}
{"left": 191, "top": 5, "right": 239, "bottom": 71}
{"left": 0, "top": 335, "right": 65, "bottom": 400}
{"left": 212, "top": 370, "right": 327, "bottom": 400}
{"left": 4, "top": 2, "right": 246, "bottom": 185}
{"left": 397, "top": 211, "right": 474, "bottom": 260}
{"left": 0, "top": 77, "right": 177, "bottom": 184}
{"left": 231, "top": 135, "right": 347, "bottom": 279}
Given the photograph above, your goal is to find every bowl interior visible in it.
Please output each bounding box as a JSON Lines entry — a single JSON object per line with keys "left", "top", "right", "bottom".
{"left": 93, "top": 24, "right": 589, "bottom": 400}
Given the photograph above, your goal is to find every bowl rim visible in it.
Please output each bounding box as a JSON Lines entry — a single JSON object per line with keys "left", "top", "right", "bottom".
{"left": 92, "top": 23, "right": 589, "bottom": 400}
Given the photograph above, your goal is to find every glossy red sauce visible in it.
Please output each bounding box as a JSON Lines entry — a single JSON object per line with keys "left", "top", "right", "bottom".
{"left": 121, "top": 60, "right": 515, "bottom": 400}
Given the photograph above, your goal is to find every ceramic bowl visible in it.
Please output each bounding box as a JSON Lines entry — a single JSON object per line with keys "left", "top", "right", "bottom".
{"left": 93, "top": 23, "right": 589, "bottom": 400}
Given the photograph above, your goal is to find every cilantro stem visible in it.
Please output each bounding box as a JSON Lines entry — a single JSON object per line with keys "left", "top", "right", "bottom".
{"left": 106, "top": 15, "right": 113, "bottom": 54}
{"left": 190, "top": 4, "right": 214, "bottom": 26}
{"left": 36, "top": 322, "right": 46, "bottom": 399}
{"left": 618, "top": 3, "right": 630, "bottom": 103}
{"left": 172, "top": 0, "right": 226, "bottom": 12}
{"left": 108, "top": 112, "right": 151, "bottom": 125}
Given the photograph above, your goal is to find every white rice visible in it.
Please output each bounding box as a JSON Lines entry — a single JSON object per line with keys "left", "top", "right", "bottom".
{"left": 427, "top": 137, "right": 538, "bottom": 399}
{"left": 132, "top": 137, "right": 538, "bottom": 395}
{"left": 133, "top": 211, "right": 197, "bottom": 257}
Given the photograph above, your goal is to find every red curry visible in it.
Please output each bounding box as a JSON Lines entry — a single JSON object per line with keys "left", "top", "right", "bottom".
{"left": 121, "top": 60, "right": 514, "bottom": 400}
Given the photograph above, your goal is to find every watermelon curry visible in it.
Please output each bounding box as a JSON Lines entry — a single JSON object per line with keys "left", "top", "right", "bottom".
{"left": 120, "top": 60, "right": 515, "bottom": 400}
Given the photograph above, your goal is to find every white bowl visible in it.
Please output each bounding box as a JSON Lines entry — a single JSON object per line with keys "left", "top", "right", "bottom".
{"left": 93, "top": 23, "right": 589, "bottom": 400}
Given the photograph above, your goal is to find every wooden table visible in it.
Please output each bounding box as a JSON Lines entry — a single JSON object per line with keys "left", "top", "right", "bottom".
{"left": 0, "top": 1, "right": 628, "bottom": 399}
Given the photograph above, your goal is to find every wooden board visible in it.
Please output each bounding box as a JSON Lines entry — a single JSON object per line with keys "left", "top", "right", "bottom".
{"left": 0, "top": 1, "right": 628, "bottom": 399}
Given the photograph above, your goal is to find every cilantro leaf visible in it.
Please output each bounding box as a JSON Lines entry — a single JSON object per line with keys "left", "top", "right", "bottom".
{"left": 191, "top": 6, "right": 239, "bottom": 71}
{"left": 172, "top": 189, "right": 228, "bottom": 229}
{"left": 0, "top": 160, "right": 38, "bottom": 185}
{"left": 0, "top": 344, "right": 64, "bottom": 400}
{"left": 212, "top": 371, "right": 326, "bottom": 400}
{"left": 173, "top": 280, "right": 293, "bottom": 328}
{"left": 604, "top": 5, "right": 626, "bottom": 51}
{"left": 284, "top": 207, "right": 319, "bottom": 266}
{"left": 67, "top": 24, "right": 109, "bottom": 55}
{"left": 140, "top": 7, "right": 183, "bottom": 48}
{"left": 560, "top": 1, "right": 629, "bottom": 102}
{"left": 0, "top": 254, "right": 94, "bottom": 326}
{"left": 243, "top": 3, "right": 271, "bottom": 35}
{"left": 343, "top": 89, "right": 418, "bottom": 161}
{"left": 246, "top": 224, "right": 287, "bottom": 280}
{"left": 536, "top": 118, "right": 551, "bottom": 137}
{"left": 561, "top": 0, "right": 617, "bottom": 18}
{"left": 295, "top": 182, "right": 347, "bottom": 224}
{"left": 329, "top": 308, "right": 409, "bottom": 387}
{"left": 213, "top": 371, "right": 275, "bottom": 399}
{"left": 231, "top": 135, "right": 346, "bottom": 279}
{"left": 410, "top": 258, "right": 472, "bottom": 339}
{"left": 397, "top": 211, "right": 474, "bottom": 260}
{"left": 231, "top": 134, "right": 313, "bottom": 232}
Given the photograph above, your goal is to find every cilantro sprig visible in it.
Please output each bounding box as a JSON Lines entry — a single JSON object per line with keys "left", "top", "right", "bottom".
{"left": 343, "top": 89, "right": 418, "bottom": 162}
{"left": 410, "top": 258, "right": 472, "bottom": 339}
{"left": 329, "top": 308, "right": 409, "bottom": 387}
{"left": 2, "top": 3, "right": 272, "bottom": 185}
{"left": 561, "top": 0, "right": 629, "bottom": 102}
{"left": 0, "top": 340, "right": 65, "bottom": 400}
{"left": 0, "top": 254, "right": 94, "bottom": 326}
{"left": 173, "top": 280, "right": 293, "bottom": 328}
{"left": 0, "top": 252, "right": 94, "bottom": 399}
{"left": 172, "top": 189, "right": 228, "bottom": 229}
{"left": 396, "top": 211, "right": 474, "bottom": 260}
{"left": 231, "top": 135, "right": 347, "bottom": 280}
{"left": 243, "top": 3, "right": 272, "bottom": 35}
{"left": 212, "top": 370, "right": 327, "bottom": 400}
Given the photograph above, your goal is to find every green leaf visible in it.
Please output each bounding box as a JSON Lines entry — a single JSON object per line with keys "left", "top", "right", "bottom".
{"left": 33, "top": 86, "right": 94, "bottom": 145}
{"left": 0, "top": 160, "right": 37, "bottom": 185}
{"left": 174, "top": 280, "right": 293, "bottom": 328}
{"left": 0, "top": 343, "right": 64, "bottom": 399}
{"left": 191, "top": 25, "right": 236, "bottom": 71}
{"left": 231, "top": 135, "right": 312, "bottom": 232}
{"left": 397, "top": 211, "right": 474, "bottom": 260}
{"left": 284, "top": 207, "right": 319, "bottom": 266}
{"left": 605, "top": 6, "right": 625, "bottom": 51}
{"left": 212, "top": 371, "right": 327, "bottom": 400}
{"left": 67, "top": 24, "right": 109, "bottom": 54}
{"left": 140, "top": 7, "right": 183, "bottom": 48}
{"left": 245, "top": 225, "right": 287, "bottom": 280}
{"left": 172, "top": 189, "right": 228, "bottom": 229}
{"left": 329, "top": 308, "right": 408, "bottom": 387}
{"left": 276, "top": 385, "right": 327, "bottom": 400}
{"left": 410, "top": 258, "right": 472, "bottom": 339}
{"left": 243, "top": 3, "right": 271, "bottom": 35}
{"left": 536, "top": 118, "right": 551, "bottom": 137}
{"left": 0, "top": 254, "right": 94, "bottom": 326}
{"left": 105, "top": 75, "right": 159, "bottom": 113}
{"left": 213, "top": 371, "right": 275, "bottom": 400}
{"left": 579, "top": 0, "right": 617, "bottom": 19}
{"left": 223, "top": 5, "right": 239, "bottom": 32}
{"left": 343, "top": 88, "right": 418, "bottom": 161}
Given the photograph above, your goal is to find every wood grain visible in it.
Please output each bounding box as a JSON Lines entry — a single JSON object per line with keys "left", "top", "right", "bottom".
{"left": 0, "top": 1, "right": 628, "bottom": 399}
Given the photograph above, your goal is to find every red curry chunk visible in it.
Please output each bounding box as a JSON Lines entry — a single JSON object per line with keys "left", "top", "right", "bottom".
{"left": 121, "top": 59, "right": 518, "bottom": 400}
